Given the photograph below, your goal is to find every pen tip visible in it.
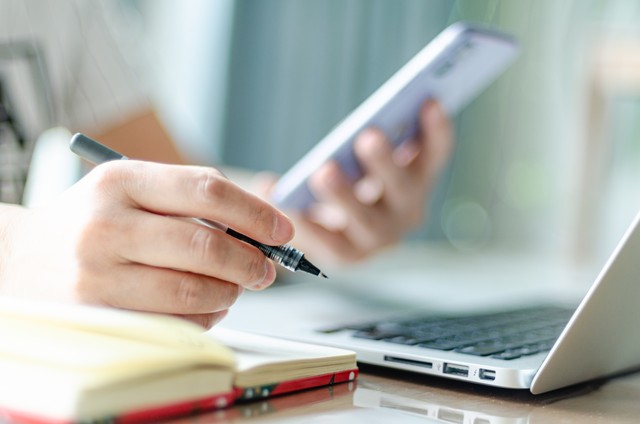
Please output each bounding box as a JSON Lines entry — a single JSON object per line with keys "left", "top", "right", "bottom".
{"left": 296, "top": 257, "right": 328, "bottom": 279}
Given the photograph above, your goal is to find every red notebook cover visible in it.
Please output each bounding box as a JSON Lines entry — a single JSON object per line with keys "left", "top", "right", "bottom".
{"left": 0, "top": 369, "right": 358, "bottom": 424}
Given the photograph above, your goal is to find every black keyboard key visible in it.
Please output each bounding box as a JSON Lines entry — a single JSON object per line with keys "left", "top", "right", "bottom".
{"left": 352, "top": 322, "right": 406, "bottom": 339}
{"left": 456, "top": 343, "right": 508, "bottom": 356}
{"left": 490, "top": 340, "right": 556, "bottom": 360}
{"left": 383, "top": 335, "right": 422, "bottom": 345}
{"left": 417, "top": 339, "right": 468, "bottom": 351}
{"left": 491, "top": 350, "right": 524, "bottom": 360}
{"left": 352, "top": 330, "right": 385, "bottom": 340}
{"left": 345, "top": 306, "right": 573, "bottom": 360}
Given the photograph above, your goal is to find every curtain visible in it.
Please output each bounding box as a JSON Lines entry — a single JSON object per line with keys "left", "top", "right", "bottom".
{"left": 220, "top": 0, "right": 454, "bottom": 173}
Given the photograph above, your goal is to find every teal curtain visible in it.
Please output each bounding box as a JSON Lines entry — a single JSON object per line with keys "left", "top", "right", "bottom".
{"left": 221, "top": 0, "right": 454, "bottom": 173}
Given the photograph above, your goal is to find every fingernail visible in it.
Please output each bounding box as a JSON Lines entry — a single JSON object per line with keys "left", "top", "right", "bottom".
{"left": 271, "top": 213, "right": 294, "bottom": 244}
{"left": 354, "top": 177, "right": 384, "bottom": 205}
{"left": 313, "top": 162, "right": 342, "bottom": 190}
{"left": 357, "top": 129, "right": 385, "bottom": 154}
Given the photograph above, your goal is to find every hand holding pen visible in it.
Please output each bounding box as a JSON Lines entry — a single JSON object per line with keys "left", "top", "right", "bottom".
{"left": 1, "top": 133, "right": 323, "bottom": 329}
{"left": 70, "top": 134, "right": 326, "bottom": 278}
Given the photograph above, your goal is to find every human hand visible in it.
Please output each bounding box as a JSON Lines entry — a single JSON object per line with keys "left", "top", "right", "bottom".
{"left": 258, "top": 100, "right": 453, "bottom": 264}
{"left": 0, "top": 161, "right": 294, "bottom": 328}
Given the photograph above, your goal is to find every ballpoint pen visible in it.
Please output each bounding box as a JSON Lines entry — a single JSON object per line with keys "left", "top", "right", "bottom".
{"left": 69, "top": 133, "right": 327, "bottom": 278}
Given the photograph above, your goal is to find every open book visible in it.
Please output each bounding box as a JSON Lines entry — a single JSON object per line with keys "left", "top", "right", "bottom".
{"left": 0, "top": 299, "right": 357, "bottom": 424}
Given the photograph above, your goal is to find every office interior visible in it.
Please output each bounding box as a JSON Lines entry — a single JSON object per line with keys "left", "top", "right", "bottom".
{"left": 3, "top": 1, "right": 640, "bottom": 422}
{"left": 143, "top": 0, "right": 640, "bottom": 284}
{"left": 2, "top": 0, "right": 639, "bottom": 272}
{"left": 0, "top": 0, "right": 638, "bottom": 293}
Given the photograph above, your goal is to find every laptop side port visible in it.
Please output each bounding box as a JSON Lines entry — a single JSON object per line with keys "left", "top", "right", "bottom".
{"left": 384, "top": 355, "right": 433, "bottom": 369}
{"left": 443, "top": 362, "right": 469, "bottom": 377}
{"left": 479, "top": 368, "right": 496, "bottom": 381}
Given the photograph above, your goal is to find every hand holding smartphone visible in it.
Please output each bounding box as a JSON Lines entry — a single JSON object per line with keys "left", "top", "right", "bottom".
{"left": 271, "top": 22, "right": 519, "bottom": 211}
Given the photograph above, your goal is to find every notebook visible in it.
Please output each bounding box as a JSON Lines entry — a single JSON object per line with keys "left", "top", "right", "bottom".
{"left": 223, "top": 207, "right": 640, "bottom": 394}
{"left": 0, "top": 299, "right": 357, "bottom": 424}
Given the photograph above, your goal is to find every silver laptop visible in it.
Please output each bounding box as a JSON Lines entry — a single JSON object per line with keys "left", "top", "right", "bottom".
{"left": 222, "top": 208, "right": 640, "bottom": 394}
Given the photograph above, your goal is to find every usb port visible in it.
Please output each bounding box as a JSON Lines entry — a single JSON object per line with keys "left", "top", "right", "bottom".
{"left": 479, "top": 369, "right": 496, "bottom": 381}
{"left": 443, "top": 363, "right": 469, "bottom": 377}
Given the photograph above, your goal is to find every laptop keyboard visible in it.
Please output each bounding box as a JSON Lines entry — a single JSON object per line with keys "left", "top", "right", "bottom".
{"left": 341, "top": 306, "right": 573, "bottom": 360}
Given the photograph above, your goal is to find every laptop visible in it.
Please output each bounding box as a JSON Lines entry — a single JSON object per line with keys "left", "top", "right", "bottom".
{"left": 221, "top": 208, "right": 640, "bottom": 394}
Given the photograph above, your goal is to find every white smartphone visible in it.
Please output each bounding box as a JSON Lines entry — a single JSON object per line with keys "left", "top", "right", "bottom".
{"left": 271, "top": 22, "right": 519, "bottom": 211}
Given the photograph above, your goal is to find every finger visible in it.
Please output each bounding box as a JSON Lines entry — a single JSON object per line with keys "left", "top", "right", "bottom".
{"left": 353, "top": 128, "right": 414, "bottom": 208}
{"left": 308, "top": 162, "right": 391, "bottom": 249}
{"left": 305, "top": 202, "right": 349, "bottom": 232}
{"left": 83, "top": 263, "right": 243, "bottom": 315}
{"left": 291, "top": 214, "right": 366, "bottom": 263}
{"left": 90, "top": 161, "right": 294, "bottom": 245}
{"left": 353, "top": 177, "right": 385, "bottom": 206}
{"left": 392, "top": 138, "right": 421, "bottom": 168}
{"left": 114, "top": 210, "right": 276, "bottom": 289}
{"left": 309, "top": 161, "right": 379, "bottom": 228}
{"left": 414, "top": 100, "right": 454, "bottom": 181}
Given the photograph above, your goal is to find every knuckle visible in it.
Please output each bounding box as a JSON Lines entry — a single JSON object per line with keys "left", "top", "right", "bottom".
{"left": 189, "top": 227, "right": 220, "bottom": 264}
{"left": 175, "top": 275, "right": 208, "bottom": 311}
{"left": 217, "top": 284, "right": 242, "bottom": 310}
{"left": 244, "top": 253, "right": 268, "bottom": 287}
{"left": 74, "top": 214, "right": 118, "bottom": 256}
{"left": 250, "top": 204, "right": 274, "bottom": 232}
{"left": 195, "top": 169, "right": 228, "bottom": 204}
{"left": 90, "top": 162, "right": 121, "bottom": 186}
{"left": 89, "top": 162, "right": 130, "bottom": 194}
{"left": 87, "top": 161, "right": 148, "bottom": 205}
{"left": 175, "top": 274, "right": 242, "bottom": 314}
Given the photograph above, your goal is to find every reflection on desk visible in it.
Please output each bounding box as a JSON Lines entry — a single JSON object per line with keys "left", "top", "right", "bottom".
{"left": 166, "top": 380, "right": 357, "bottom": 423}
{"left": 161, "top": 363, "right": 640, "bottom": 423}
{"left": 354, "top": 364, "right": 640, "bottom": 424}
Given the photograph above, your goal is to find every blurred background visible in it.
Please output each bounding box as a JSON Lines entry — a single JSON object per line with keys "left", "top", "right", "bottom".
{"left": 141, "top": 0, "right": 640, "bottom": 266}
{"left": 5, "top": 0, "right": 640, "bottom": 272}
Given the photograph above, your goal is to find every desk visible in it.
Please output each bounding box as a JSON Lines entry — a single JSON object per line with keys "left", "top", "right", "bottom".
{"left": 191, "top": 244, "right": 633, "bottom": 423}
{"left": 168, "top": 365, "right": 640, "bottom": 423}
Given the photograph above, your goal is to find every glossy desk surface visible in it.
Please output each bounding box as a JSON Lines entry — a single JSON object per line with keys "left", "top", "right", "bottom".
{"left": 171, "top": 365, "right": 640, "bottom": 423}
{"left": 187, "top": 244, "right": 636, "bottom": 423}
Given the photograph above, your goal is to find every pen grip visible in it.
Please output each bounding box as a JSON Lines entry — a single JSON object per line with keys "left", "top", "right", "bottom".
{"left": 225, "top": 228, "right": 274, "bottom": 257}
{"left": 70, "top": 133, "right": 127, "bottom": 164}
